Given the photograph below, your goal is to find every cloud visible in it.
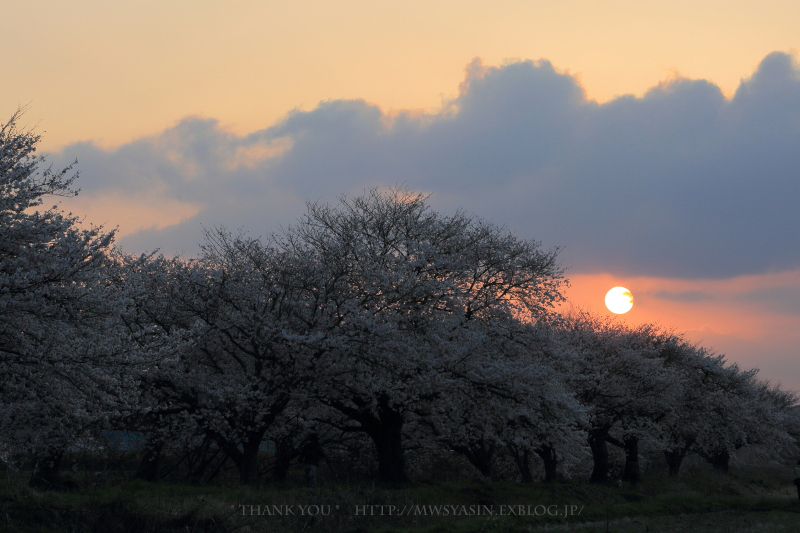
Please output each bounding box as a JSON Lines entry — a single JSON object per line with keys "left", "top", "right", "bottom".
{"left": 49, "top": 52, "right": 800, "bottom": 278}
{"left": 652, "top": 290, "right": 714, "bottom": 303}
{"left": 738, "top": 286, "right": 800, "bottom": 315}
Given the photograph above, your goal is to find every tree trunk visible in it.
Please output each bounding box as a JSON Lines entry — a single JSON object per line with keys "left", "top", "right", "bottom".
{"left": 708, "top": 448, "right": 730, "bottom": 473}
{"left": 508, "top": 445, "right": 534, "bottom": 483}
{"left": 30, "top": 448, "right": 64, "bottom": 489}
{"left": 330, "top": 395, "right": 408, "bottom": 484}
{"left": 221, "top": 430, "right": 267, "bottom": 485}
{"left": 359, "top": 396, "right": 408, "bottom": 484}
{"left": 621, "top": 436, "right": 639, "bottom": 484}
{"left": 272, "top": 438, "right": 296, "bottom": 482}
{"left": 371, "top": 424, "right": 408, "bottom": 483}
{"left": 135, "top": 437, "right": 165, "bottom": 482}
{"left": 238, "top": 439, "right": 262, "bottom": 485}
{"left": 535, "top": 444, "right": 559, "bottom": 483}
{"left": 664, "top": 450, "right": 684, "bottom": 476}
{"left": 454, "top": 440, "right": 496, "bottom": 480}
{"left": 518, "top": 449, "right": 534, "bottom": 483}
{"left": 664, "top": 438, "right": 693, "bottom": 477}
{"left": 588, "top": 428, "right": 610, "bottom": 483}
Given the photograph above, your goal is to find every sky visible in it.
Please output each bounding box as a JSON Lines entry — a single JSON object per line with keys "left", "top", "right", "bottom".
{"left": 3, "top": 1, "right": 800, "bottom": 390}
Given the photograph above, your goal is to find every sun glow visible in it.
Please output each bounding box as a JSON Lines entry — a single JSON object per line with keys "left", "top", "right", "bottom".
{"left": 605, "top": 286, "right": 633, "bottom": 314}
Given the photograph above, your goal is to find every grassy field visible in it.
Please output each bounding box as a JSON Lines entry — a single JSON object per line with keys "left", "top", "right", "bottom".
{"left": 2, "top": 458, "right": 800, "bottom": 532}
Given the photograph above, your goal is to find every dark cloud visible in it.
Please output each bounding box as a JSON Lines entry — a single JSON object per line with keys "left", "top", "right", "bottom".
{"left": 51, "top": 53, "right": 800, "bottom": 278}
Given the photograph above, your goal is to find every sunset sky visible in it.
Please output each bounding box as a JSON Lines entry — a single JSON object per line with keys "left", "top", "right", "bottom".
{"left": 3, "top": 1, "right": 799, "bottom": 389}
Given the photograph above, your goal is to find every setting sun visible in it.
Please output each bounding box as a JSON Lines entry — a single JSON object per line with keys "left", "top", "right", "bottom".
{"left": 605, "top": 286, "right": 634, "bottom": 314}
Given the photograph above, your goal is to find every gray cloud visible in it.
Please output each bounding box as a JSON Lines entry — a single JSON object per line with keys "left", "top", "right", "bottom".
{"left": 652, "top": 290, "right": 715, "bottom": 303}
{"left": 50, "top": 53, "right": 800, "bottom": 278}
{"left": 738, "top": 286, "right": 800, "bottom": 315}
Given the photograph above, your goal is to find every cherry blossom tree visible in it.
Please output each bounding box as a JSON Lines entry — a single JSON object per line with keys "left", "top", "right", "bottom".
{"left": 686, "top": 359, "right": 797, "bottom": 473}
{"left": 272, "top": 188, "right": 567, "bottom": 483}
{"left": 112, "top": 241, "right": 319, "bottom": 485}
{"left": 0, "top": 110, "right": 116, "bottom": 486}
{"left": 423, "top": 321, "right": 585, "bottom": 482}
{"left": 553, "top": 313, "right": 676, "bottom": 484}
{"left": 107, "top": 253, "right": 203, "bottom": 482}
{"left": 648, "top": 336, "right": 730, "bottom": 476}
{"left": 552, "top": 314, "right": 798, "bottom": 482}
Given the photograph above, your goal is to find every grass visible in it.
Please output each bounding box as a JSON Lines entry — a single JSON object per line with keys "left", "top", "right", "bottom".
{"left": 1, "top": 459, "right": 800, "bottom": 532}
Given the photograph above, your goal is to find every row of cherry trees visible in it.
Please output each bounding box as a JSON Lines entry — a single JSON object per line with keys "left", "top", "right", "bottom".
{"left": 2, "top": 112, "right": 797, "bottom": 487}
{"left": 109, "top": 188, "right": 572, "bottom": 485}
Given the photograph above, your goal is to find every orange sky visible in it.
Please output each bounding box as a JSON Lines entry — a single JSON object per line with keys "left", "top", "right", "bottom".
{"left": 562, "top": 271, "right": 800, "bottom": 388}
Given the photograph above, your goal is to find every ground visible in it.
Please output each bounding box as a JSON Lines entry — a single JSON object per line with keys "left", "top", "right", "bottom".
{"left": 1, "top": 454, "right": 799, "bottom": 532}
